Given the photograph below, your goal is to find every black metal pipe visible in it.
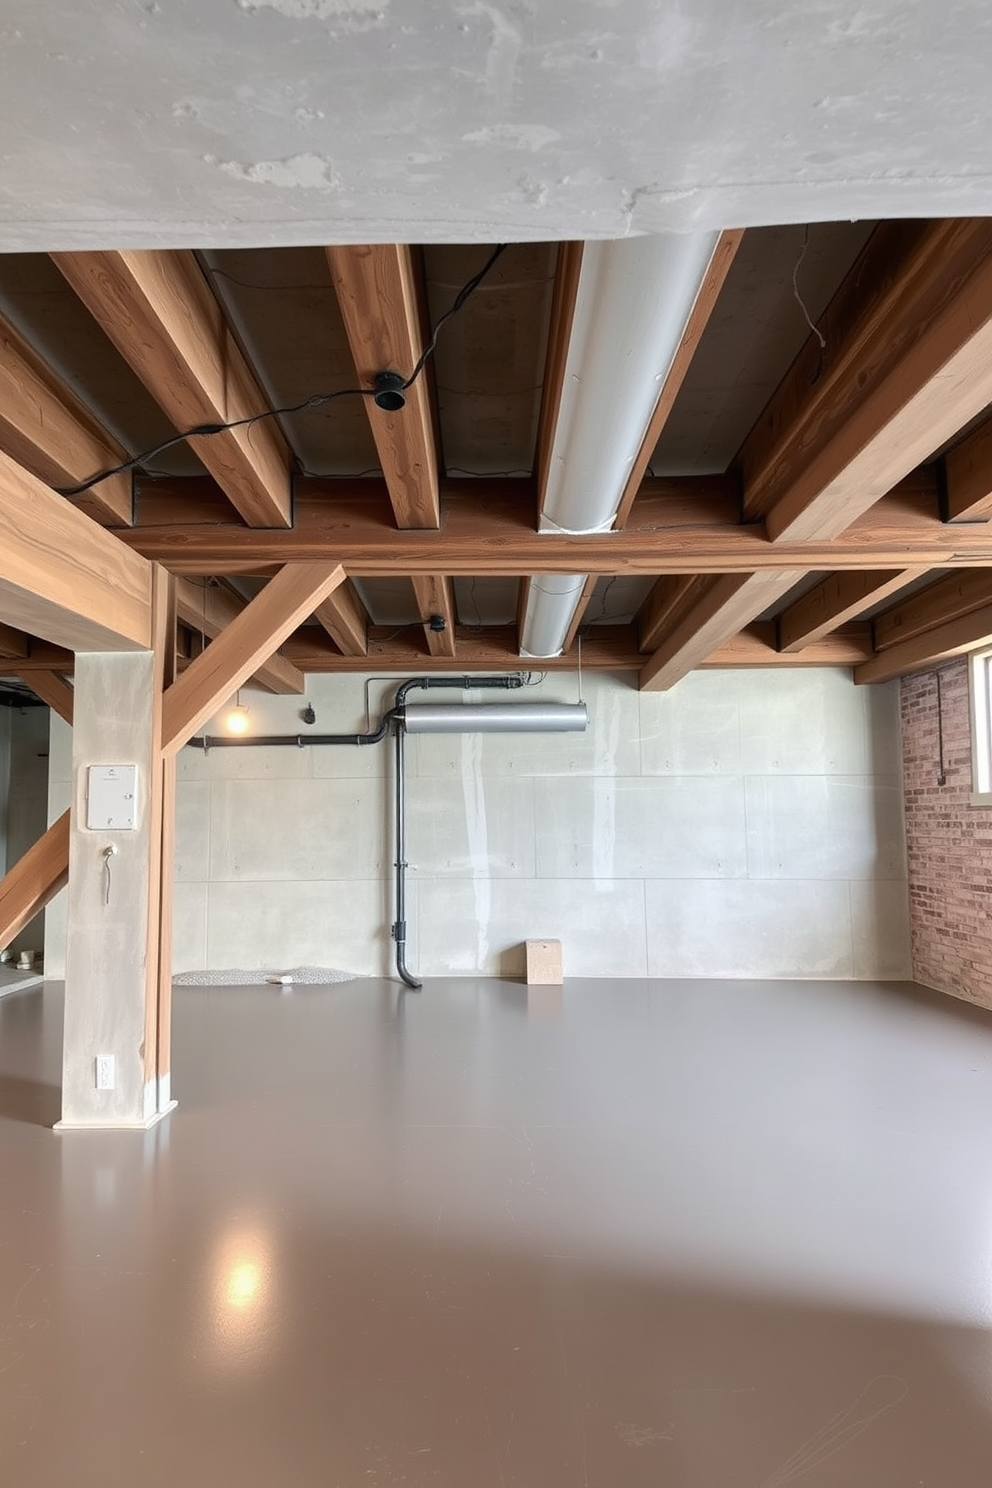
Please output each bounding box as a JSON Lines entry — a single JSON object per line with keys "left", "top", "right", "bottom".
{"left": 186, "top": 714, "right": 394, "bottom": 751}
{"left": 388, "top": 675, "right": 523, "bottom": 989}
{"left": 182, "top": 675, "right": 527, "bottom": 989}
{"left": 391, "top": 720, "right": 421, "bottom": 990}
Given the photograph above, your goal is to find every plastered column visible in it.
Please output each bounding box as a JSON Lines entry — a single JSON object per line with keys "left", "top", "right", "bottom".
{"left": 59, "top": 570, "right": 175, "bottom": 1129}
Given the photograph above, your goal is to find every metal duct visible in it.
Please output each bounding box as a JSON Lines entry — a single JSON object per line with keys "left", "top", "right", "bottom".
{"left": 402, "top": 702, "right": 588, "bottom": 734}
{"left": 520, "top": 230, "right": 722, "bottom": 658}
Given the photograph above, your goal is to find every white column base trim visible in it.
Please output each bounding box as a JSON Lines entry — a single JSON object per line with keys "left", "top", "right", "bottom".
{"left": 54, "top": 1100, "right": 177, "bottom": 1133}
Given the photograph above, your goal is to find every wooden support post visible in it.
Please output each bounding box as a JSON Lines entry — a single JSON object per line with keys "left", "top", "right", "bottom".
{"left": 59, "top": 565, "right": 177, "bottom": 1129}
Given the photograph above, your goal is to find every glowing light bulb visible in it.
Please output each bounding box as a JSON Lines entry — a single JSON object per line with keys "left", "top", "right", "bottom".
{"left": 226, "top": 704, "right": 250, "bottom": 735}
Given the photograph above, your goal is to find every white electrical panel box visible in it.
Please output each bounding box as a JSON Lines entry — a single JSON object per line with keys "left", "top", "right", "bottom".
{"left": 86, "top": 765, "right": 137, "bottom": 830}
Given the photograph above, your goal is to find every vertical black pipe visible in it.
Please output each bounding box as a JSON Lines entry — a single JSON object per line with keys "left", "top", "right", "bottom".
{"left": 392, "top": 721, "right": 421, "bottom": 989}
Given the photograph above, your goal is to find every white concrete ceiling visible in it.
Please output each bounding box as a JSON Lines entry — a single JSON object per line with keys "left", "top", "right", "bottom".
{"left": 2, "top": 1, "right": 992, "bottom": 251}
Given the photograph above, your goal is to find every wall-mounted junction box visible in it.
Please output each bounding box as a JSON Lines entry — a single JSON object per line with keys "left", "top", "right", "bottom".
{"left": 86, "top": 765, "right": 137, "bottom": 830}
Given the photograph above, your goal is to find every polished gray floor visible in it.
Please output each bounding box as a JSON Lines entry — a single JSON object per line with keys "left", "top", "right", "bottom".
{"left": 2, "top": 976, "right": 992, "bottom": 1486}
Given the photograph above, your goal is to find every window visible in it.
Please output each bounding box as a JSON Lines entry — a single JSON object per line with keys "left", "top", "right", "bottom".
{"left": 969, "top": 648, "right": 992, "bottom": 803}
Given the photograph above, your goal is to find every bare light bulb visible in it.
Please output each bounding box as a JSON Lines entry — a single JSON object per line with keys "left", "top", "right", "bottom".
{"left": 225, "top": 704, "right": 250, "bottom": 736}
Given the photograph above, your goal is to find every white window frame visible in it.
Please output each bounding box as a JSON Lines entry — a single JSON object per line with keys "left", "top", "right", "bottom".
{"left": 969, "top": 647, "right": 992, "bottom": 804}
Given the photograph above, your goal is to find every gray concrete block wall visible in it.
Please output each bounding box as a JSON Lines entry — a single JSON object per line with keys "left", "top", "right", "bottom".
{"left": 46, "top": 669, "right": 911, "bottom": 980}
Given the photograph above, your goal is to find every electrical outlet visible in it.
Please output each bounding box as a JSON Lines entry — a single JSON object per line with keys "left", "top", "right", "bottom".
{"left": 95, "top": 1054, "right": 116, "bottom": 1091}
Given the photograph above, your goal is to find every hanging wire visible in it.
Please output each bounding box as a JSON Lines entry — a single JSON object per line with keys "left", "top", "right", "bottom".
{"left": 57, "top": 244, "right": 508, "bottom": 498}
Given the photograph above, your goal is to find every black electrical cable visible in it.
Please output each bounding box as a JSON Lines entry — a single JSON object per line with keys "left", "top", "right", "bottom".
{"left": 57, "top": 243, "right": 509, "bottom": 499}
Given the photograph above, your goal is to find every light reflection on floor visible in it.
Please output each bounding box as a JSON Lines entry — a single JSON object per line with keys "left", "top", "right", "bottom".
{"left": 2, "top": 976, "right": 992, "bottom": 1486}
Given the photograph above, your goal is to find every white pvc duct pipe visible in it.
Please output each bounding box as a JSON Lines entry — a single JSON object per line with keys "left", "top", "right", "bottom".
{"left": 403, "top": 702, "right": 588, "bottom": 733}
{"left": 520, "top": 230, "right": 721, "bottom": 657}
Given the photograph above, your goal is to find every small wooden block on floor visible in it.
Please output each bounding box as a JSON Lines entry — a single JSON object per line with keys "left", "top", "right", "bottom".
{"left": 526, "top": 939, "right": 563, "bottom": 985}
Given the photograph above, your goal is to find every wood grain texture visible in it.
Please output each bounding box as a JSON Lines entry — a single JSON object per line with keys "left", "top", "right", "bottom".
{"left": 614, "top": 229, "right": 744, "bottom": 529}
{"left": 0, "top": 644, "right": 75, "bottom": 677}
{"left": 739, "top": 219, "right": 992, "bottom": 542}
{"left": 945, "top": 418, "right": 992, "bottom": 521}
{"left": 411, "top": 575, "right": 457, "bottom": 658}
{"left": 52, "top": 249, "right": 291, "bottom": 528}
{"left": 0, "top": 449, "right": 152, "bottom": 651}
{"left": 326, "top": 244, "right": 439, "bottom": 529}
{"left": 856, "top": 601, "right": 992, "bottom": 684}
{"left": 703, "top": 623, "right": 873, "bottom": 667}
{"left": 639, "top": 571, "right": 808, "bottom": 691}
{"left": 162, "top": 562, "right": 345, "bottom": 753}
{"left": 562, "top": 575, "right": 601, "bottom": 650}
{"left": 314, "top": 577, "right": 369, "bottom": 657}
{"left": 25, "top": 670, "right": 74, "bottom": 724}
{"left": 117, "top": 472, "right": 992, "bottom": 577}
{"left": 284, "top": 623, "right": 640, "bottom": 672}
{"left": 872, "top": 569, "right": 992, "bottom": 651}
{"left": 0, "top": 809, "right": 70, "bottom": 950}
{"left": 778, "top": 569, "right": 928, "bottom": 652}
{"left": 0, "top": 623, "right": 28, "bottom": 659}
{"left": 0, "top": 313, "right": 132, "bottom": 526}
{"left": 638, "top": 576, "right": 710, "bottom": 653}
{"left": 534, "top": 242, "right": 584, "bottom": 510}
{"left": 175, "top": 576, "right": 306, "bottom": 693}
{"left": 144, "top": 565, "right": 174, "bottom": 1089}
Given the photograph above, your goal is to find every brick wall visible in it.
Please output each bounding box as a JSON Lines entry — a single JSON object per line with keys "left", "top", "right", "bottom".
{"left": 901, "top": 657, "right": 992, "bottom": 1009}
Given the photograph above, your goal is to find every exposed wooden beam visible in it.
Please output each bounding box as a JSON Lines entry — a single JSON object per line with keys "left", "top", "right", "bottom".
{"left": 120, "top": 470, "right": 992, "bottom": 577}
{"left": 638, "top": 576, "right": 709, "bottom": 653}
{"left": 872, "top": 569, "right": 992, "bottom": 652}
{"left": 174, "top": 577, "right": 305, "bottom": 694}
{"left": 0, "top": 314, "right": 132, "bottom": 527}
{"left": 614, "top": 229, "right": 744, "bottom": 529}
{"left": 314, "top": 578, "right": 369, "bottom": 658}
{"left": 0, "top": 450, "right": 152, "bottom": 651}
{"left": 284, "top": 623, "right": 640, "bottom": 673}
{"left": 856, "top": 602, "right": 992, "bottom": 684}
{"left": 778, "top": 569, "right": 928, "bottom": 652}
{"left": 562, "top": 576, "right": 601, "bottom": 651}
{"left": 411, "top": 575, "right": 457, "bottom": 658}
{"left": 945, "top": 420, "right": 992, "bottom": 522}
{"left": 0, "top": 809, "right": 70, "bottom": 951}
{"left": 325, "top": 244, "right": 439, "bottom": 529}
{"left": 0, "top": 644, "right": 75, "bottom": 677}
{"left": 161, "top": 562, "right": 346, "bottom": 754}
{"left": 51, "top": 249, "right": 292, "bottom": 528}
{"left": 534, "top": 242, "right": 584, "bottom": 509}
{"left": 0, "top": 622, "right": 28, "bottom": 660}
{"left": 704, "top": 623, "right": 873, "bottom": 668}
{"left": 639, "top": 571, "right": 808, "bottom": 691}
{"left": 739, "top": 219, "right": 992, "bottom": 542}
{"left": 24, "top": 671, "right": 74, "bottom": 725}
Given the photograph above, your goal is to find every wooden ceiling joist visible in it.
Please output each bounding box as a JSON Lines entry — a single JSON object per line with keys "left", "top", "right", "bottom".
{"left": 162, "top": 562, "right": 346, "bottom": 754}
{"left": 174, "top": 577, "right": 305, "bottom": 694}
{"left": 778, "top": 569, "right": 928, "bottom": 652}
{"left": 944, "top": 418, "right": 992, "bottom": 522}
{"left": 639, "top": 571, "right": 808, "bottom": 691}
{"left": 739, "top": 219, "right": 992, "bottom": 543}
{"left": 871, "top": 569, "right": 992, "bottom": 653}
{"left": 411, "top": 575, "right": 457, "bottom": 658}
{"left": 856, "top": 600, "right": 992, "bottom": 684}
{"left": 0, "top": 314, "right": 132, "bottom": 527}
{"left": 326, "top": 244, "right": 440, "bottom": 529}
{"left": 314, "top": 578, "right": 370, "bottom": 658}
{"left": 704, "top": 623, "right": 873, "bottom": 669}
{"left": 51, "top": 250, "right": 292, "bottom": 529}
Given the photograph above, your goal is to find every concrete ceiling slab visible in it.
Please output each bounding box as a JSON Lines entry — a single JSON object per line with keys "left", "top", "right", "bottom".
{"left": 2, "top": 2, "right": 992, "bottom": 250}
